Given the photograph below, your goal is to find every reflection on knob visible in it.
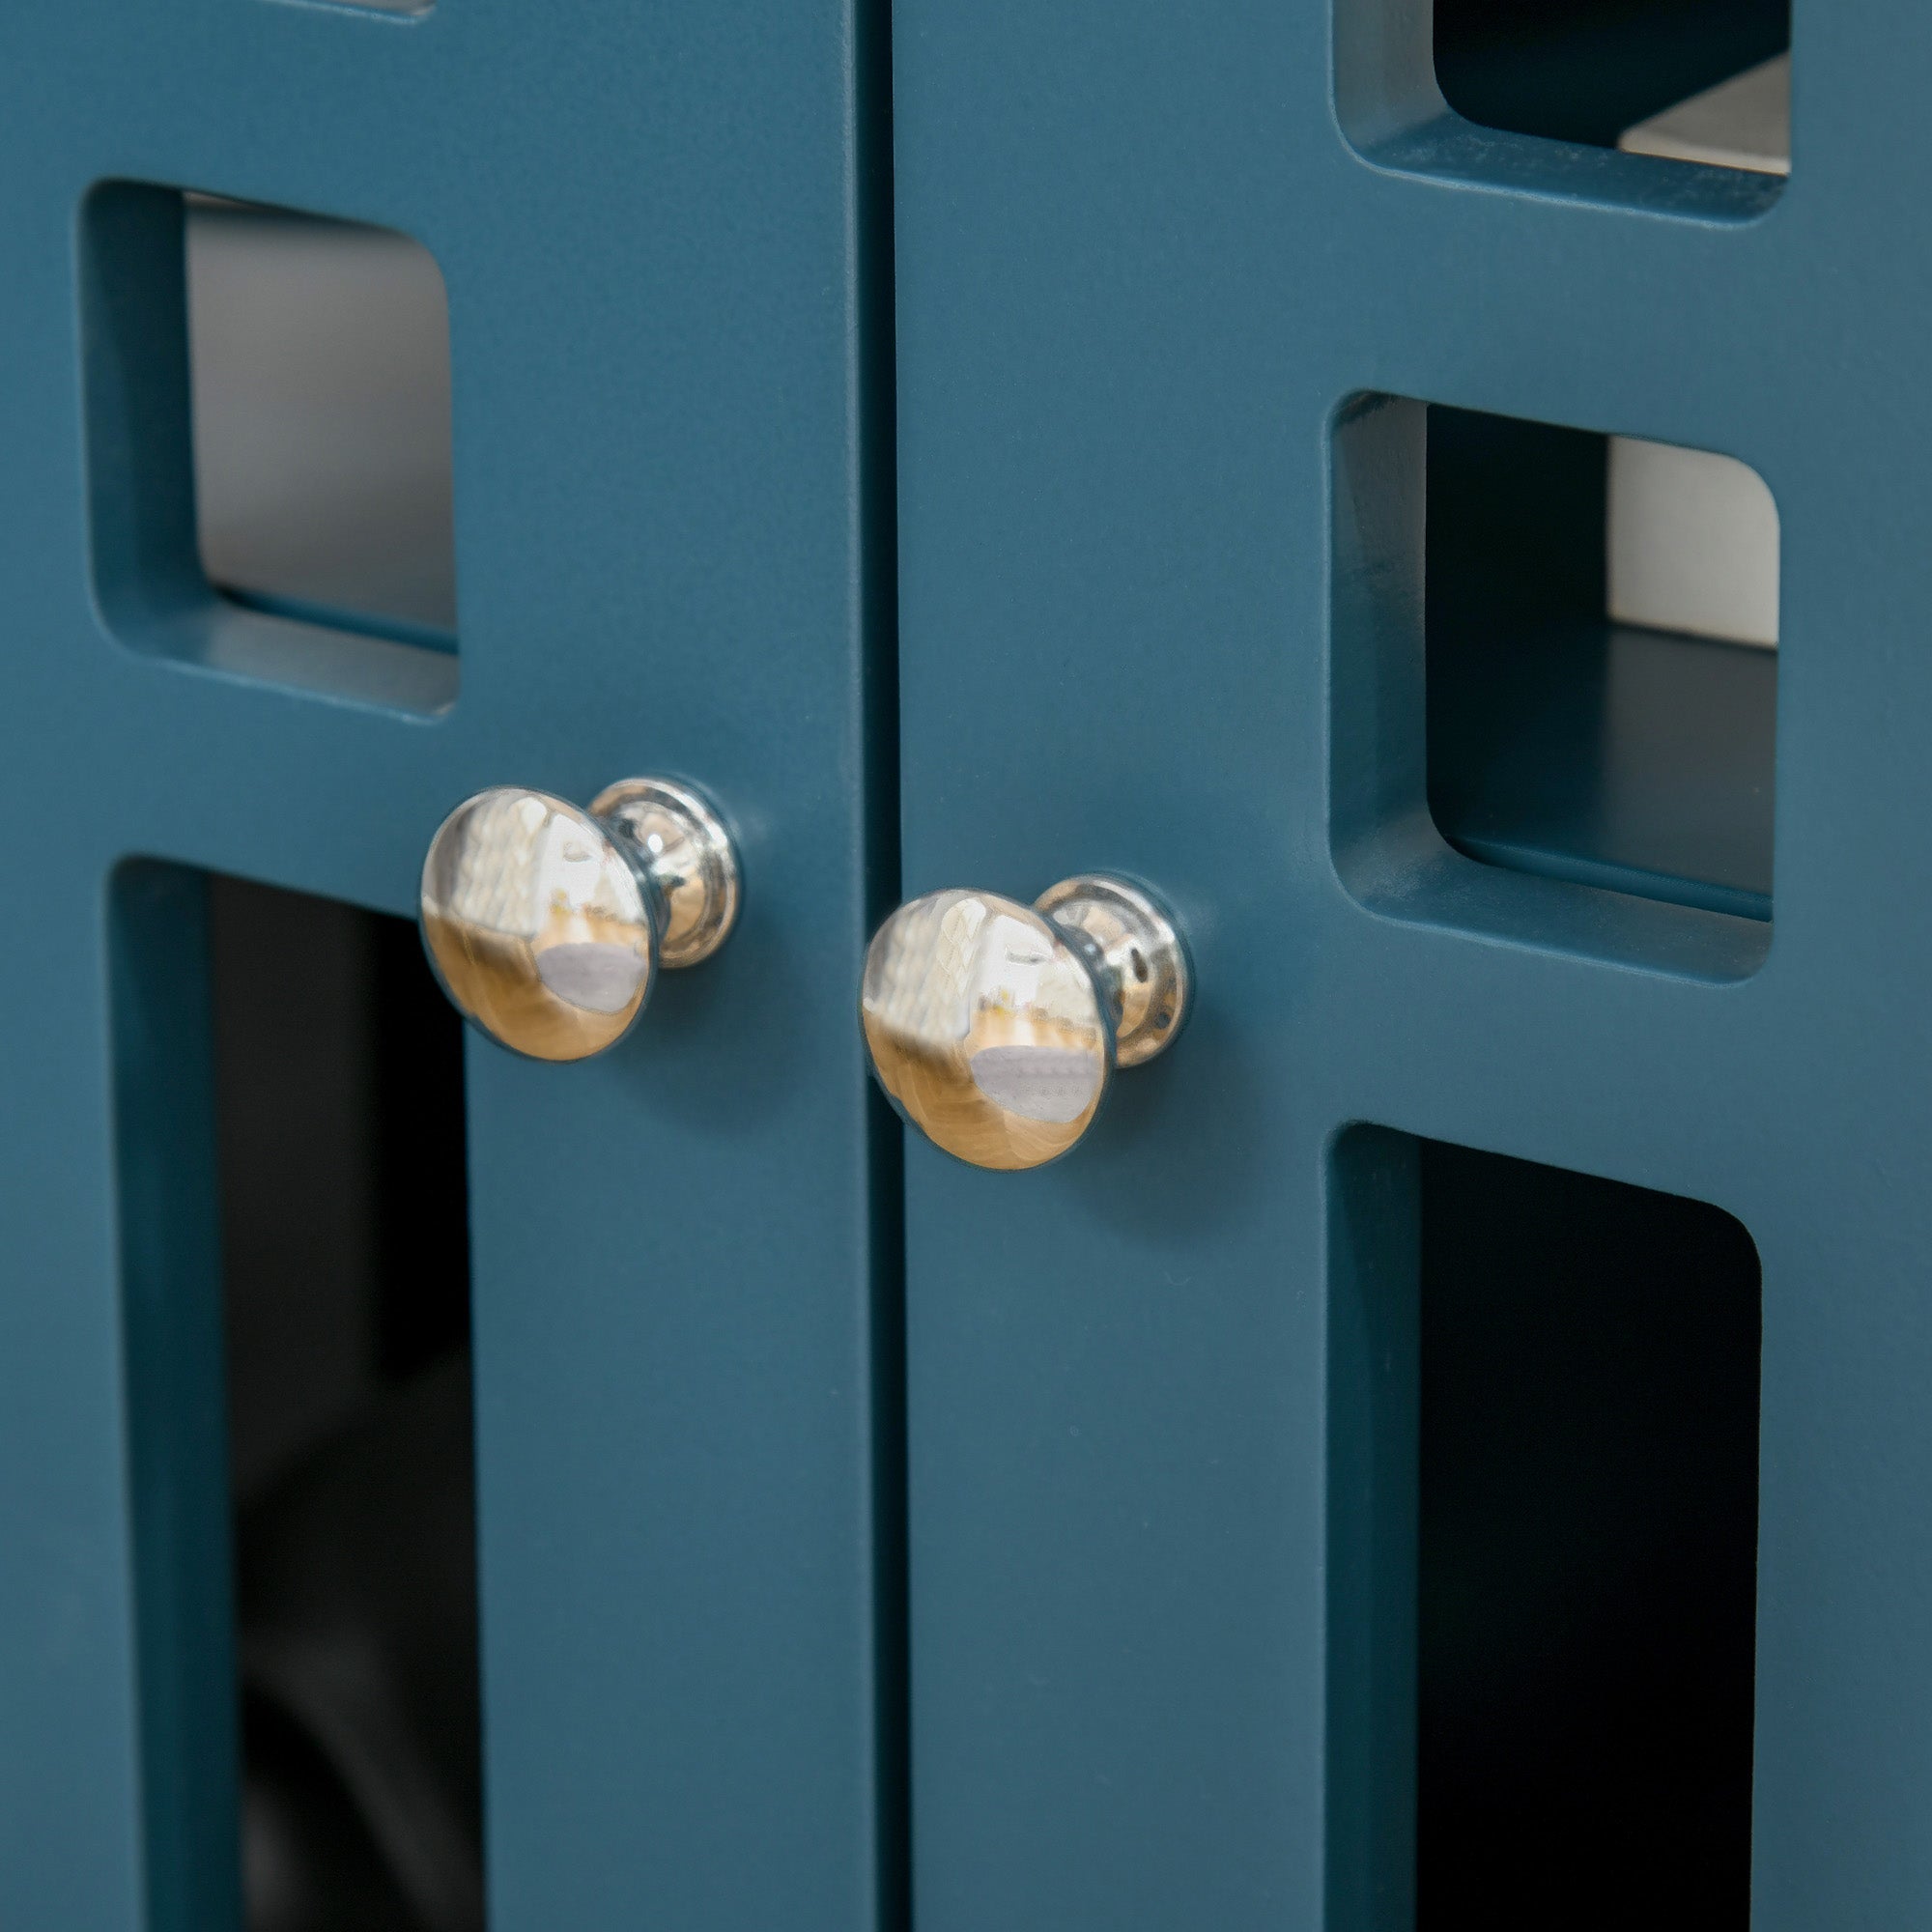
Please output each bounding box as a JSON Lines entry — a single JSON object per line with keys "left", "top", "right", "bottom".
{"left": 419, "top": 777, "right": 739, "bottom": 1062}
{"left": 861, "top": 874, "right": 1189, "bottom": 1170}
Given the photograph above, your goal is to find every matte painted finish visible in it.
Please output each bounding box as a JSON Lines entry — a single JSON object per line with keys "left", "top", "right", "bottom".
{"left": 894, "top": 6, "right": 1932, "bottom": 1931}
{"left": 0, "top": 7, "right": 895, "bottom": 1932}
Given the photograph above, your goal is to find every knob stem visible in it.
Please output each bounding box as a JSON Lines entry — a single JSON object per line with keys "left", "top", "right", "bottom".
{"left": 1034, "top": 874, "right": 1189, "bottom": 1068}
{"left": 590, "top": 778, "right": 742, "bottom": 969}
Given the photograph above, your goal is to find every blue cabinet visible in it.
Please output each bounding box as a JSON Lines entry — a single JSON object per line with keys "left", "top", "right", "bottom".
{"left": 0, "top": 4, "right": 895, "bottom": 1928}
{"left": 893, "top": 2, "right": 1930, "bottom": 1928}
{"left": 4, "top": 3, "right": 1929, "bottom": 1929}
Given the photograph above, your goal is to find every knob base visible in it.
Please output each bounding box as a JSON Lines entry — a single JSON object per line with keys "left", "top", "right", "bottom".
{"left": 1035, "top": 874, "right": 1189, "bottom": 1068}
{"left": 590, "top": 778, "right": 741, "bottom": 969}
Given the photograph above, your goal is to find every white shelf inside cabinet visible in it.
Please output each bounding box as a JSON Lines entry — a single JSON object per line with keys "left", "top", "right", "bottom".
{"left": 1608, "top": 55, "right": 1788, "bottom": 650}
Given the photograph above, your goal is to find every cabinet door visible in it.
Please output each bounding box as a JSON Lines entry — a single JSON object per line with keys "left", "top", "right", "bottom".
{"left": 0, "top": 5, "right": 895, "bottom": 1929}
{"left": 894, "top": 4, "right": 1931, "bottom": 1928}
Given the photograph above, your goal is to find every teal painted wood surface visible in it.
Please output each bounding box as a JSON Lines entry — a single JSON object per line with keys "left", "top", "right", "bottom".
{"left": 893, "top": 0, "right": 1932, "bottom": 1926}
{"left": 0, "top": 2, "right": 898, "bottom": 1927}
{"left": 7, "top": 1, "right": 1932, "bottom": 1928}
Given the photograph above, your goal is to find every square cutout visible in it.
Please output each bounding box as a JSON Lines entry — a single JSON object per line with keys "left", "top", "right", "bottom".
{"left": 189, "top": 197, "right": 455, "bottom": 648}
{"left": 82, "top": 184, "right": 457, "bottom": 713}
{"left": 114, "top": 867, "right": 480, "bottom": 1927}
{"left": 1331, "top": 394, "right": 1777, "bottom": 979}
{"left": 1428, "top": 405, "right": 1777, "bottom": 921}
{"left": 1435, "top": 1, "right": 1788, "bottom": 163}
{"left": 1326, "top": 1128, "right": 1761, "bottom": 1929}
{"left": 1335, "top": 2, "right": 1787, "bottom": 216}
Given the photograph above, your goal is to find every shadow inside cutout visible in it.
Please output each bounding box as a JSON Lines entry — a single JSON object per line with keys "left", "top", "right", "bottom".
{"left": 1329, "top": 393, "right": 1776, "bottom": 983}
{"left": 114, "top": 866, "right": 483, "bottom": 1932}
{"left": 1435, "top": 0, "right": 1788, "bottom": 153}
{"left": 1425, "top": 406, "right": 1776, "bottom": 926}
{"left": 1336, "top": 0, "right": 1788, "bottom": 216}
{"left": 1326, "top": 1128, "right": 1761, "bottom": 1932}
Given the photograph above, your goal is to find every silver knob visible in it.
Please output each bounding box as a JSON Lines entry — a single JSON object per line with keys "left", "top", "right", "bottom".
{"left": 419, "top": 777, "right": 740, "bottom": 1061}
{"left": 861, "top": 874, "right": 1189, "bottom": 1170}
